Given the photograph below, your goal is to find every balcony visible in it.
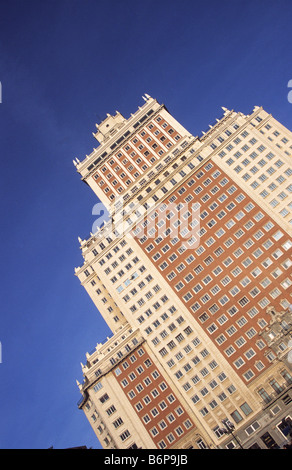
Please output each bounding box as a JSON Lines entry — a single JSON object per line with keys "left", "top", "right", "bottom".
{"left": 260, "top": 381, "right": 292, "bottom": 408}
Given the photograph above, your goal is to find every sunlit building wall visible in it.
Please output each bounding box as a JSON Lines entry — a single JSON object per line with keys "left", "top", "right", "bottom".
{"left": 75, "top": 96, "right": 292, "bottom": 449}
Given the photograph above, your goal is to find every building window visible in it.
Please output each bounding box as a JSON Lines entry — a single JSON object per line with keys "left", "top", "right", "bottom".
{"left": 120, "top": 430, "right": 131, "bottom": 441}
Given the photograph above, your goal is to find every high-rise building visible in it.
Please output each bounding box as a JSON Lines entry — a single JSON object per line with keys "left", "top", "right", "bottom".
{"left": 74, "top": 95, "right": 292, "bottom": 449}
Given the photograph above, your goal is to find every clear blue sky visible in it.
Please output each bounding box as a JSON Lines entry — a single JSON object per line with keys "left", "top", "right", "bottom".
{"left": 0, "top": 0, "right": 291, "bottom": 449}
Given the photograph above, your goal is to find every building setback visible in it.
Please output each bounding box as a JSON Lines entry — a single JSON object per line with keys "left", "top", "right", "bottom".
{"left": 74, "top": 95, "right": 292, "bottom": 449}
